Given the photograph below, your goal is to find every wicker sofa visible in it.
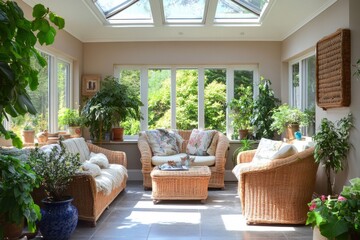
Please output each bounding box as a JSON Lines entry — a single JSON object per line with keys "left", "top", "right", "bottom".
{"left": 32, "top": 138, "right": 127, "bottom": 226}
{"left": 138, "top": 129, "right": 229, "bottom": 190}
{"left": 232, "top": 144, "right": 318, "bottom": 225}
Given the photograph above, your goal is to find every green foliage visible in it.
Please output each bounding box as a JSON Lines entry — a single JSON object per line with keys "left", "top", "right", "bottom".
{"left": 251, "top": 77, "right": 281, "bottom": 139}
{"left": 270, "top": 104, "right": 309, "bottom": 134}
{"left": 81, "top": 76, "right": 143, "bottom": 140}
{"left": 313, "top": 113, "right": 353, "bottom": 195}
{"left": 58, "top": 108, "right": 84, "bottom": 127}
{"left": 204, "top": 80, "right": 226, "bottom": 132}
{"left": 0, "top": 154, "right": 41, "bottom": 237}
{"left": 229, "top": 85, "right": 254, "bottom": 130}
{"left": 231, "top": 139, "right": 257, "bottom": 166}
{"left": 0, "top": 1, "right": 64, "bottom": 147}
{"left": 28, "top": 142, "right": 81, "bottom": 201}
{"left": 306, "top": 178, "right": 360, "bottom": 239}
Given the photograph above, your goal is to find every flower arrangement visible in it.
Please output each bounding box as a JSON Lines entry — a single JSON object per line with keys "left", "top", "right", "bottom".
{"left": 306, "top": 178, "right": 360, "bottom": 239}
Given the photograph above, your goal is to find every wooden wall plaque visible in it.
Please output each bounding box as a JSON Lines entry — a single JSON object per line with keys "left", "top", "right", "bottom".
{"left": 316, "top": 28, "right": 351, "bottom": 110}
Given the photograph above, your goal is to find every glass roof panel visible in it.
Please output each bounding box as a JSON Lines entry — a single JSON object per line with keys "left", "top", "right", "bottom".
{"left": 215, "top": 0, "right": 268, "bottom": 23}
{"left": 108, "top": 0, "right": 152, "bottom": 24}
{"left": 95, "top": 0, "right": 131, "bottom": 15}
{"left": 163, "top": 0, "right": 206, "bottom": 24}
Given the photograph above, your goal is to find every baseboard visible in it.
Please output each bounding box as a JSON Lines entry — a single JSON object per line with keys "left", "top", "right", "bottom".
{"left": 127, "top": 169, "right": 237, "bottom": 182}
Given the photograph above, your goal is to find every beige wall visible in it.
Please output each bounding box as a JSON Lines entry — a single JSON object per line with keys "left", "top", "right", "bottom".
{"left": 281, "top": 0, "right": 360, "bottom": 193}
{"left": 17, "top": 0, "right": 84, "bottom": 107}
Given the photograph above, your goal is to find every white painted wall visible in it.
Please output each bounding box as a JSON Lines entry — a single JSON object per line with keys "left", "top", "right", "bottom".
{"left": 281, "top": 0, "right": 360, "bottom": 194}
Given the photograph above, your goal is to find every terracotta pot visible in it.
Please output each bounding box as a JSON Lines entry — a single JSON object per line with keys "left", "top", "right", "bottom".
{"left": 313, "top": 226, "right": 328, "bottom": 240}
{"left": 0, "top": 216, "right": 24, "bottom": 240}
{"left": 286, "top": 123, "right": 299, "bottom": 140}
{"left": 22, "top": 130, "right": 35, "bottom": 144}
{"left": 112, "top": 127, "right": 124, "bottom": 141}
{"left": 68, "top": 126, "right": 82, "bottom": 138}
{"left": 238, "top": 129, "right": 249, "bottom": 140}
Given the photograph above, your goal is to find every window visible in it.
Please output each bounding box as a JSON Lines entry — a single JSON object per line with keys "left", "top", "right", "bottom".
{"left": 114, "top": 65, "right": 258, "bottom": 139}
{"left": 289, "top": 54, "right": 316, "bottom": 136}
{"left": 10, "top": 51, "right": 72, "bottom": 137}
{"left": 91, "top": 0, "right": 270, "bottom": 26}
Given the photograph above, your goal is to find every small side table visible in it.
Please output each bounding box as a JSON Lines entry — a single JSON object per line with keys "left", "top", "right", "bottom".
{"left": 150, "top": 166, "right": 211, "bottom": 204}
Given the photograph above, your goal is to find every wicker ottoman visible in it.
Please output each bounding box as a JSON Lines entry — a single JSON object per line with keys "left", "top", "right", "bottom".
{"left": 150, "top": 166, "right": 211, "bottom": 204}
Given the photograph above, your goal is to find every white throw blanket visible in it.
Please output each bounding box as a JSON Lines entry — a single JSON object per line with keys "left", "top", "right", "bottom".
{"left": 94, "top": 164, "right": 127, "bottom": 195}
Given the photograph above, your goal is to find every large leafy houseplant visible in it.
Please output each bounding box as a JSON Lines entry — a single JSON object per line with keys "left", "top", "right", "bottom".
{"left": 0, "top": 154, "right": 41, "bottom": 238}
{"left": 306, "top": 178, "right": 360, "bottom": 239}
{"left": 0, "top": 1, "right": 64, "bottom": 147}
{"left": 313, "top": 114, "right": 353, "bottom": 196}
{"left": 270, "top": 104, "right": 309, "bottom": 136}
{"left": 82, "top": 75, "right": 143, "bottom": 141}
{"left": 229, "top": 84, "right": 254, "bottom": 132}
{"left": 251, "top": 77, "right": 281, "bottom": 139}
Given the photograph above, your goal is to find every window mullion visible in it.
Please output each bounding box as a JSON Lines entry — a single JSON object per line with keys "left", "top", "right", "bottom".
{"left": 140, "top": 67, "right": 148, "bottom": 131}
{"left": 198, "top": 68, "right": 205, "bottom": 130}
{"left": 49, "top": 56, "right": 58, "bottom": 133}
{"left": 226, "top": 68, "right": 234, "bottom": 138}
{"left": 171, "top": 67, "right": 176, "bottom": 129}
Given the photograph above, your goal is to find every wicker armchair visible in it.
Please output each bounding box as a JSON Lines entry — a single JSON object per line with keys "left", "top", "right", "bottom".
{"left": 138, "top": 130, "right": 229, "bottom": 189}
{"left": 233, "top": 147, "right": 318, "bottom": 224}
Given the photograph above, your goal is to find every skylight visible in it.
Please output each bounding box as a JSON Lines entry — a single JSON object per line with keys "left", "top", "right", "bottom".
{"left": 93, "top": 0, "right": 269, "bottom": 26}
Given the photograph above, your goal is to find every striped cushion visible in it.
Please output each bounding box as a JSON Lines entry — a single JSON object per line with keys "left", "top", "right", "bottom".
{"left": 62, "top": 137, "right": 90, "bottom": 162}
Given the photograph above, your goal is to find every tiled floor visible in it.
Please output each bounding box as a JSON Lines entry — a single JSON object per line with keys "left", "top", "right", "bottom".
{"left": 57, "top": 181, "right": 313, "bottom": 239}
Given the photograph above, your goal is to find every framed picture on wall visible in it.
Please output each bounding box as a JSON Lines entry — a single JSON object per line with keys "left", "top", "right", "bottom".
{"left": 82, "top": 74, "right": 101, "bottom": 96}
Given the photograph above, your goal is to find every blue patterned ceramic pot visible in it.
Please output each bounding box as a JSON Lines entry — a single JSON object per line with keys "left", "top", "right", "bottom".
{"left": 39, "top": 196, "right": 78, "bottom": 240}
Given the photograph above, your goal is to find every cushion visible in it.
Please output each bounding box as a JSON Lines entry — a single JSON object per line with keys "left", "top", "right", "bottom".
{"left": 252, "top": 138, "right": 283, "bottom": 163}
{"left": 94, "top": 164, "right": 127, "bottom": 195}
{"left": 151, "top": 153, "right": 216, "bottom": 166}
{"left": 146, "top": 129, "right": 180, "bottom": 156}
{"left": 270, "top": 143, "right": 298, "bottom": 160}
{"left": 207, "top": 132, "right": 219, "bottom": 156}
{"left": 81, "top": 161, "right": 102, "bottom": 177}
{"left": 292, "top": 139, "right": 314, "bottom": 152}
{"left": 186, "top": 129, "right": 216, "bottom": 156}
{"left": 89, "top": 152, "right": 109, "bottom": 168}
{"left": 169, "top": 129, "right": 184, "bottom": 151}
{"left": 62, "top": 137, "right": 90, "bottom": 162}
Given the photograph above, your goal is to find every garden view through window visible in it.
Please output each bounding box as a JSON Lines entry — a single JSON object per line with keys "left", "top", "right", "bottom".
{"left": 116, "top": 66, "right": 257, "bottom": 138}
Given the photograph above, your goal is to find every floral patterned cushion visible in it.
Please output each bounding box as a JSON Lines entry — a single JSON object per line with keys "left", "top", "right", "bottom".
{"left": 186, "top": 129, "right": 216, "bottom": 156}
{"left": 146, "top": 129, "right": 182, "bottom": 156}
{"left": 252, "top": 138, "right": 283, "bottom": 163}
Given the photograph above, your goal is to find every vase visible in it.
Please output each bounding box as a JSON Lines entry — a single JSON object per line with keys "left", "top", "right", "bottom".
{"left": 112, "top": 127, "right": 124, "bottom": 141}
{"left": 39, "top": 197, "right": 78, "bottom": 240}
{"left": 22, "top": 130, "right": 35, "bottom": 144}
{"left": 238, "top": 129, "right": 249, "bottom": 140}
{"left": 68, "top": 126, "right": 81, "bottom": 138}
{"left": 286, "top": 123, "right": 299, "bottom": 140}
{"left": 0, "top": 215, "right": 24, "bottom": 240}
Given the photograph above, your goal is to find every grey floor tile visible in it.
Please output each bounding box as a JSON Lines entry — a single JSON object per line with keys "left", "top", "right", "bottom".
{"left": 58, "top": 181, "right": 313, "bottom": 240}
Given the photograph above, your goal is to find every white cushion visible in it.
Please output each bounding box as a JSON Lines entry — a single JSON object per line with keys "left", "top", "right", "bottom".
{"left": 292, "top": 139, "right": 314, "bottom": 152}
{"left": 151, "top": 153, "right": 216, "bottom": 166}
{"left": 94, "top": 164, "right": 127, "bottom": 195}
{"left": 62, "top": 137, "right": 90, "bottom": 163}
{"left": 81, "top": 161, "right": 102, "bottom": 177}
{"left": 186, "top": 129, "right": 216, "bottom": 156}
{"left": 89, "top": 152, "right": 109, "bottom": 169}
{"left": 270, "top": 143, "right": 298, "bottom": 160}
{"left": 252, "top": 138, "right": 283, "bottom": 163}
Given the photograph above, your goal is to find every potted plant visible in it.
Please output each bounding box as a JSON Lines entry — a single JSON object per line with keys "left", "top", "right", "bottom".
{"left": 58, "top": 108, "right": 84, "bottom": 138}
{"left": 313, "top": 113, "right": 353, "bottom": 196}
{"left": 306, "top": 177, "right": 360, "bottom": 240}
{"left": 22, "top": 124, "right": 35, "bottom": 144}
{"left": 82, "top": 75, "right": 143, "bottom": 142}
{"left": 270, "top": 104, "right": 309, "bottom": 140}
{"left": 0, "top": 1, "right": 64, "bottom": 148}
{"left": 0, "top": 154, "right": 41, "bottom": 239}
{"left": 229, "top": 84, "right": 254, "bottom": 139}
{"left": 28, "top": 142, "right": 81, "bottom": 239}
{"left": 231, "top": 139, "right": 258, "bottom": 167}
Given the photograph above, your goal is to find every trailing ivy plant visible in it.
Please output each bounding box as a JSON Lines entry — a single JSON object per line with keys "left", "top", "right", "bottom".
{"left": 313, "top": 113, "right": 353, "bottom": 195}
{"left": 0, "top": 1, "right": 64, "bottom": 147}
{"left": 251, "top": 77, "right": 281, "bottom": 139}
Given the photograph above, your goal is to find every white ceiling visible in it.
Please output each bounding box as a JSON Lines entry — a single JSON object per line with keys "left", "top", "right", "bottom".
{"left": 23, "top": 0, "right": 337, "bottom": 43}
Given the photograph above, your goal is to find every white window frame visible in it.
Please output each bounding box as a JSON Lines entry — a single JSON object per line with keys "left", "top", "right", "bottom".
{"left": 289, "top": 52, "right": 316, "bottom": 135}
{"left": 114, "top": 64, "right": 259, "bottom": 140}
